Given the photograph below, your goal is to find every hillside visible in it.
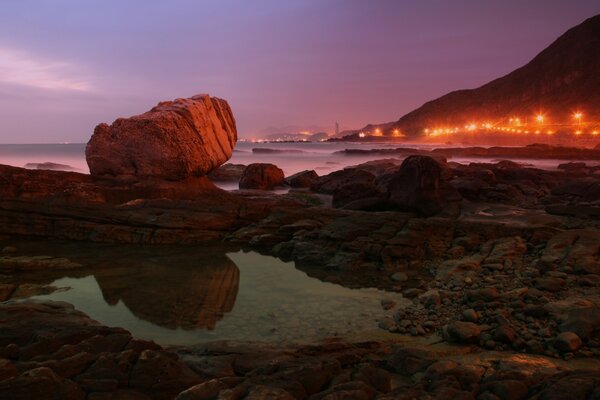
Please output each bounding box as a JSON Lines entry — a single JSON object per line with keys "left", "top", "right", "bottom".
{"left": 363, "top": 15, "right": 600, "bottom": 138}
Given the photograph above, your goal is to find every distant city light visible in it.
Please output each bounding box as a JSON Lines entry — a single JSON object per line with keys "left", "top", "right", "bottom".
{"left": 358, "top": 132, "right": 366, "bottom": 138}
{"left": 536, "top": 114, "right": 544, "bottom": 123}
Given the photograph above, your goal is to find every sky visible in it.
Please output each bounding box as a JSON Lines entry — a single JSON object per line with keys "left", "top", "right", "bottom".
{"left": 0, "top": 0, "right": 598, "bottom": 143}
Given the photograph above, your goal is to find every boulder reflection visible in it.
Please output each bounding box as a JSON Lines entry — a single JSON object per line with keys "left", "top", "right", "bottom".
{"left": 93, "top": 252, "right": 240, "bottom": 330}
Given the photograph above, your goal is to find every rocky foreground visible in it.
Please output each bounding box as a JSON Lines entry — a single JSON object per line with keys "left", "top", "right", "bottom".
{"left": 1, "top": 94, "right": 600, "bottom": 398}
{"left": 0, "top": 301, "right": 599, "bottom": 400}
{"left": 1, "top": 152, "right": 599, "bottom": 398}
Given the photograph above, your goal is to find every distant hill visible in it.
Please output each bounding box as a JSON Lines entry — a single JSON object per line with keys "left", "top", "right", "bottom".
{"left": 362, "top": 15, "right": 600, "bottom": 138}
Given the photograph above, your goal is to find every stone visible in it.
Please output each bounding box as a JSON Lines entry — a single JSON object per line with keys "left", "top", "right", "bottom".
{"left": 446, "top": 321, "right": 481, "bottom": 343}
{"left": 493, "top": 325, "right": 517, "bottom": 344}
{"left": 462, "top": 309, "right": 479, "bottom": 322}
{"left": 554, "top": 332, "right": 582, "bottom": 353}
{"left": 207, "top": 163, "right": 246, "bottom": 182}
{"left": 535, "top": 277, "right": 566, "bottom": 292}
{"left": 285, "top": 170, "right": 319, "bottom": 188}
{"left": 0, "top": 283, "right": 16, "bottom": 301}
{"left": 391, "top": 272, "right": 409, "bottom": 282}
{"left": 86, "top": 94, "right": 236, "bottom": 179}
{"left": 239, "top": 163, "right": 285, "bottom": 190}
{"left": 378, "top": 155, "right": 461, "bottom": 216}
{"left": 310, "top": 168, "right": 375, "bottom": 195}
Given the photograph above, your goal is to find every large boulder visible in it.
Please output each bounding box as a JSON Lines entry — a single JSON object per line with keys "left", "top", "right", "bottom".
{"left": 377, "top": 155, "right": 460, "bottom": 216}
{"left": 86, "top": 94, "right": 237, "bottom": 180}
{"left": 239, "top": 163, "right": 285, "bottom": 190}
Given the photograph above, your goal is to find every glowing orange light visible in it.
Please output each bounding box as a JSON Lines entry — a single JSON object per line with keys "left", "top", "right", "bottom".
{"left": 574, "top": 130, "right": 582, "bottom": 135}
{"left": 536, "top": 115, "right": 544, "bottom": 124}
{"left": 573, "top": 112, "right": 583, "bottom": 120}
{"left": 546, "top": 130, "right": 554, "bottom": 135}
{"left": 592, "top": 130, "right": 598, "bottom": 135}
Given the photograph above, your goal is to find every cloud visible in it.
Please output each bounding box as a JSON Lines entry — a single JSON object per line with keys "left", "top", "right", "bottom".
{"left": 0, "top": 47, "right": 90, "bottom": 91}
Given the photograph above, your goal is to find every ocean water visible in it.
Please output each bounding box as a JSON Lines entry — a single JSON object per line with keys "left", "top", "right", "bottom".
{"left": 1, "top": 141, "right": 599, "bottom": 187}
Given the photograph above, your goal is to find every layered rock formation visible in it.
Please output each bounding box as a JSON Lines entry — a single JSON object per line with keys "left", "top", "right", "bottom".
{"left": 86, "top": 94, "right": 237, "bottom": 180}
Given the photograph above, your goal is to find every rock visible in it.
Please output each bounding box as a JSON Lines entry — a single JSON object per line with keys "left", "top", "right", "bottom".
{"left": 535, "top": 277, "right": 566, "bottom": 292}
{"left": 493, "top": 325, "right": 517, "bottom": 344}
{"left": 332, "top": 182, "right": 382, "bottom": 208}
{"left": 2, "top": 246, "right": 17, "bottom": 254}
{"left": 0, "top": 256, "right": 82, "bottom": 272}
{"left": 310, "top": 168, "right": 375, "bottom": 195}
{"left": 551, "top": 177, "right": 600, "bottom": 201}
{"left": 175, "top": 377, "right": 243, "bottom": 400}
{"left": 0, "top": 358, "right": 17, "bottom": 381}
{"left": 86, "top": 94, "right": 237, "bottom": 179}
{"left": 554, "top": 332, "right": 582, "bottom": 353}
{"left": 129, "top": 349, "right": 201, "bottom": 394}
{"left": 559, "top": 306, "right": 600, "bottom": 341}
{"left": 239, "top": 163, "right": 285, "bottom": 190}
{"left": 285, "top": 170, "right": 319, "bottom": 188}
{"left": 0, "top": 283, "right": 16, "bottom": 301}
{"left": 391, "top": 272, "right": 408, "bottom": 282}
{"left": 446, "top": 321, "right": 481, "bottom": 343}
{"left": 462, "top": 309, "right": 479, "bottom": 322}
{"left": 482, "top": 379, "right": 528, "bottom": 400}
{"left": 467, "top": 287, "right": 500, "bottom": 302}
{"left": 207, "top": 163, "right": 246, "bottom": 182}
{"left": 377, "top": 155, "right": 460, "bottom": 216}
{"left": 381, "top": 299, "right": 396, "bottom": 310}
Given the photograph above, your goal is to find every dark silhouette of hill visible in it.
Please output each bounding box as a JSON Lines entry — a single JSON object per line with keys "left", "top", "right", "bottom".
{"left": 366, "top": 15, "right": 600, "bottom": 138}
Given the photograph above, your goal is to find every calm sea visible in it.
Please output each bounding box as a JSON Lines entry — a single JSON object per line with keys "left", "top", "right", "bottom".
{"left": 1, "top": 141, "right": 598, "bottom": 188}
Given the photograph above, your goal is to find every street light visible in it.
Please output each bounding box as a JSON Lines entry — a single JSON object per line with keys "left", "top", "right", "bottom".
{"left": 536, "top": 114, "right": 544, "bottom": 124}
{"left": 573, "top": 112, "right": 583, "bottom": 126}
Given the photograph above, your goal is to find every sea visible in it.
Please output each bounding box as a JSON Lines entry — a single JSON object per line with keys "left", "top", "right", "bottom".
{"left": 2, "top": 141, "right": 598, "bottom": 190}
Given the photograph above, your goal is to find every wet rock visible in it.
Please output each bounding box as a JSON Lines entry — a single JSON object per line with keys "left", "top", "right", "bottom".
{"left": 86, "top": 94, "right": 236, "bottom": 179}
{"left": 285, "top": 170, "right": 319, "bottom": 188}
{"left": 553, "top": 332, "right": 582, "bottom": 353}
{"left": 446, "top": 321, "right": 481, "bottom": 343}
{"left": 239, "top": 163, "right": 285, "bottom": 190}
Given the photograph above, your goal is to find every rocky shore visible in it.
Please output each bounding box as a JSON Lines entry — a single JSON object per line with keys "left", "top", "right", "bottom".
{"left": 1, "top": 95, "right": 599, "bottom": 398}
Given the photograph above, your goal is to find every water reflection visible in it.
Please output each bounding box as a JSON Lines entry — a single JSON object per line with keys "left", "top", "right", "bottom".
{"left": 94, "top": 256, "right": 239, "bottom": 330}
{"left": 6, "top": 239, "right": 405, "bottom": 345}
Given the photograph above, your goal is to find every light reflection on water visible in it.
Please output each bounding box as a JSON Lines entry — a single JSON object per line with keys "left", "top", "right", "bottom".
{"left": 30, "top": 250, "right": 403, "bottom": 346}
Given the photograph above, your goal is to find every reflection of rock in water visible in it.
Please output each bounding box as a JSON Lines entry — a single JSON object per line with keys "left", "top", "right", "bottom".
{"left": 94, "top": 255, "right": 239, "bottom": 330}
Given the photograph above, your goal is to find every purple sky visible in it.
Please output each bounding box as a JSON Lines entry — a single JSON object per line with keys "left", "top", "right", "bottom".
{"left": 0, "top": 1, "right": 598, "bottom": 143}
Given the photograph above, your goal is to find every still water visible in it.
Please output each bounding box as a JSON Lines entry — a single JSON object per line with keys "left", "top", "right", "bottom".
{"left": 14, "top": 241, "right": 403, "bottom": 346}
